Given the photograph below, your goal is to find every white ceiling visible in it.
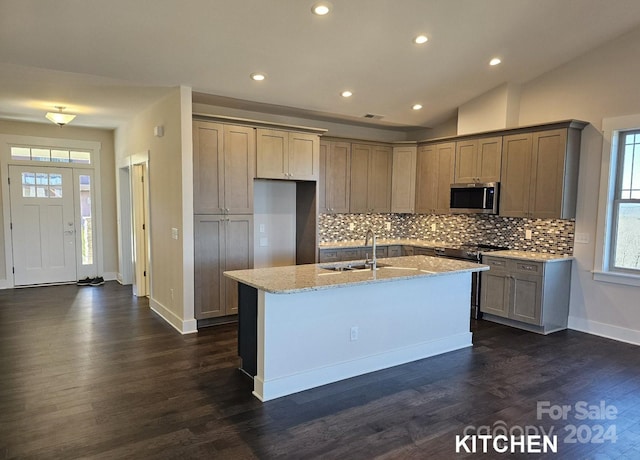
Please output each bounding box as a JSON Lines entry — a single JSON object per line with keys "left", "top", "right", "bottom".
{"left": 1, "top": 0, "right": 640, "bottom": 130}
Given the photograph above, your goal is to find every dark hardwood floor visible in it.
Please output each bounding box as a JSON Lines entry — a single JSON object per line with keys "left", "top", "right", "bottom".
{"left": 1, "top": 282, "right": 640, "bottom": 459}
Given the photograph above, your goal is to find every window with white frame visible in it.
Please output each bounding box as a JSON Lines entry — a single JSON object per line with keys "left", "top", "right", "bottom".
{"left": 610, "top": 129, "right": 640, "bottom": 272}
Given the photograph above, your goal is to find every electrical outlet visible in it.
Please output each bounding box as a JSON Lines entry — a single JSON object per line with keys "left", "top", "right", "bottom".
{"left": 385, "top": 222, "right": 391, "bottom": 231}
{"left": 170, "top": 288, "right": 174, "bottom": 300}
{"left": 259, "top": 237, "right": 268, "bottom": 247}
{"left": 525, "top": 229, "right": 532, "bottom": 240}
{"left": 171, "top": 227, "right": 179, "bottom": 240}
{"left": 350, "top": 326, "right": 359, "bottom": 341}
{"left": 431, "top": 223, "right": 437, "bottom": 231}
{"left": 349, "top": 223, "right": 355, "bottom": 231}
{"left": 575, "top": 232, "right": 590, "bottom": 244}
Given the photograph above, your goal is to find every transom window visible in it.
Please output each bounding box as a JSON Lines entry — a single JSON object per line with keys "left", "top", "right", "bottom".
{"left": 11, "top": 146, "right": 91, "bottom": 164}
{"left": 21, "top": 172, "right": 63, "bottom": 198}
{"left": 611, "top": 130, "right": 640, "bottom": 272}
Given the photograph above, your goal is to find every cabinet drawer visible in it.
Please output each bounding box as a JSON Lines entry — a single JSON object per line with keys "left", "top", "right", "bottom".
{"left": 387, "top": 245, "right": 402, "bottom": 258}
{"left": 482, "top": 256, "right": 508, "bottom": 271}
{"left": 341, "top": 249, "right": 362, "bottom": 261}
{"left": 413, "top": 247, "right": 436, "bottom": 256}
{"left": 403, "top": 246, "right": 414, "bottom": 256}
{"left": 514, "top": 261, "right": 543, "bottom": 275}
{"left": 318, "top": 250, "right": 340, "bottom": 263}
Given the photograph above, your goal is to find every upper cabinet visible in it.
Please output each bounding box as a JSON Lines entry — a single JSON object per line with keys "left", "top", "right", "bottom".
{"left": 256, "top": 129, "right": 319, "bottom": 180}
{"left": 415, "top": 142, "right": 455, "bottom": 214}
{"left": 500, "top": 127, "right": 581, "bottom": 219}
{"left": 349, "top": 143, "right": 393, "bottom": 213}
{"left": 319, "top": 140, "right": 351, "bottom": 213}
{"left": 391, "top": 145, "right": 417, "bottom": 213}
{"left": 193, "top": 121, "right": 255, "bottom": 214}
{"left": 454, "top": 136, "right": 502, "bottom": 183}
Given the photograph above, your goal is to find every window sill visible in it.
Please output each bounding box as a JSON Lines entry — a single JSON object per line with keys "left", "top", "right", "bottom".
{"left": 593, "top": 270, "right": 640, "bottom": 287}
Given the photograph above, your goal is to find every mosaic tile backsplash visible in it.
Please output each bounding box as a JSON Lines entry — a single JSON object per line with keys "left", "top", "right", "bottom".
{"left": 319, "top": 213, "right": 575, "bottom": 255}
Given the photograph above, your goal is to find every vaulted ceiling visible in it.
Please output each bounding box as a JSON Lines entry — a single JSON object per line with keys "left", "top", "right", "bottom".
{"left": 1, "top": 0, "right": 640, "bottom": 129}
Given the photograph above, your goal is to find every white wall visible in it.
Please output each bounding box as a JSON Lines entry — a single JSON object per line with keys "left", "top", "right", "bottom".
{"left": 457, "top": 83, "right": 520, "bottom": 135}
{"left": 516, "top": 26, "right": 640, "bottom": 343}
{"left": 115, "top": 87, "right": 196, "bottom": 334}
{"left": 253, "top": 180, "right": 297, "bottom": 268}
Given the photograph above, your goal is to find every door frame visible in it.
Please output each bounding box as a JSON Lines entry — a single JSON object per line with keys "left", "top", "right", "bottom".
{"left": 0, "top": 134, "right": 103, "bottom": 288}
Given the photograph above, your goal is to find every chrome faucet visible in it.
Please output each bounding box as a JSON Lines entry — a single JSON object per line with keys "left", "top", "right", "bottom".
{"left": 364, "top": 228, "right": 377, "bottom": 270}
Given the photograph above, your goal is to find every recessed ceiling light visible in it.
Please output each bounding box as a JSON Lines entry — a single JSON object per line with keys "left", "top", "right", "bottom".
{"left": 250, "top": 72, "right": 266, "bottom": 81}
{"left": 414, "top": 35, "right": 429, "bottom": 45}
{"left": 489, "top": 58, "right": 502, "bottom": 66}
{"left": 311, "top": 2, "right": 332, "bottom": 15}
{"left": 341, "top": 90, "right": 353, "bottom": 98}
{"left": 412, "top": 104, "right": 423, "bottom": 111}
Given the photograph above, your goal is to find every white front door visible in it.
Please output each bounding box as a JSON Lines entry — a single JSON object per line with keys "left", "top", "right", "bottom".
{"left": 9, "top": 165, "right": 76, "bottom": 285}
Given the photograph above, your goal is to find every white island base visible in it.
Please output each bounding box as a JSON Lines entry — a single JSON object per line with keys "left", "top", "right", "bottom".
{"left": 253, "top": 271, "right": 472, "bottom": 402}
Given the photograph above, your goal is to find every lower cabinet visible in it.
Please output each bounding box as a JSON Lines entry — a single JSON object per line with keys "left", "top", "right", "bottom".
{"left": 194, "top": 214, "right": 253, "bottom": 319}
{"left": 480, "top": 255, "right": 571, "bottom": 334}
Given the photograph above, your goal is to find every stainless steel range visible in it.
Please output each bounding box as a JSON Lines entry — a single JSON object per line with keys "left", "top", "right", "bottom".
{"left": 431, "top": 243, "right": 509, "bottom": 319}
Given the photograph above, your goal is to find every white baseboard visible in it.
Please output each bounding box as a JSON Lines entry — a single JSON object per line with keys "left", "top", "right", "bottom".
{"left": 104, "top": 271, "right": 118, "bottom": 282}
{"left": 254, "top": 332, "right": 472, "bottom": 402}
{"left": 149, "top": 297, "right": 197, "bottom": 335}
{"left": 568, "top": 316, "right": 640, "bottom": 346}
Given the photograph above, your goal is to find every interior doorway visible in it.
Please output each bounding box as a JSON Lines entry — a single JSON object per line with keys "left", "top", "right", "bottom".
{"left": 131, "top": 162, "right": 149, "bottom": 297}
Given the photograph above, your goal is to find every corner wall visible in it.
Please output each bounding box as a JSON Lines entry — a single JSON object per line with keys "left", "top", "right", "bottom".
{"left": 115, "top": 87, "right": 196, "bottom": 334}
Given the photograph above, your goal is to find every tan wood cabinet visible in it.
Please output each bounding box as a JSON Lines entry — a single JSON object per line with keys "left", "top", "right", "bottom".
{"left": 319, "top": 140, "right": 351, "bottom": 213}
{"left": 391, "top": 145, "right": 417, "bottom": 213}
{"left": 500, "top": 128, "right": 581, "bottom": 219}
{"left": 480, "top": 255, "right": 572, "bottom": 334}
{"left": 349, "top": 143, "right": 392, "bottom": 213}
{"left": 256, "top": 129, "right": 319, "bottom": 180}
{"left": 415, "top": 142, "right": 455, "bottom": 214}
{"left": 194, "top": 214, "right": 253, "bottom": 319}
{"left": 193, "top": 121, "right": 255, "bottom": 214}
{"left": 454, "top": 136, "right": 502, "bottom": 183}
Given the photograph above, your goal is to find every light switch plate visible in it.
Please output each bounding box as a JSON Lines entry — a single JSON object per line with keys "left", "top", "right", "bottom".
{"left": 525, "top": 229, "right": 532, "bottom": 240}
{"left": 349, "top": 223, "right": 355, "bottom": 231}
{"left": 259, "top": 224, "right": 266, "bottom": 233}
{"left": 171, "top": 227, "right": 179, "bottom": 240}
{"left": 385, "top": 222, "right": 391, "bottom": 230}
{"left": 575, "top": 232, "right": 590, "bottom": 244}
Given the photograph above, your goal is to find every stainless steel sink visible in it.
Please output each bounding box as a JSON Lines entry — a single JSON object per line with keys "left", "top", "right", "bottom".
{"left": 320, "top": 261, "right": 388, "bottom": 272}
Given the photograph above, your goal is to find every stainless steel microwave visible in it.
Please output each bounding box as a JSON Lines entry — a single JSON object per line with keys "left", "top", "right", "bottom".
{"left": 450, "top": 182, "right": 499, "bottom": 214}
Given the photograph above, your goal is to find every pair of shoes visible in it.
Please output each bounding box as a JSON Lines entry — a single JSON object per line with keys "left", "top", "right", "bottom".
{"left": 77, "top": 277, "right": 93, "bottom": 286}
{"left": 90, "top": 277, "right": 105, "bottom": 286}
{"left": 77, "top": 276, "right": 105, "bottom": 286}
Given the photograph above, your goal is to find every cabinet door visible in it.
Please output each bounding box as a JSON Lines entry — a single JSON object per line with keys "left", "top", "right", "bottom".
{"left": 391, "top": 145, "right": 417, "bottom": 213}
{"left": 415, "top": 144, "right": 438, "bottom": 213}
{"left": 326, "top": 142, "right": 351, "bottom": 213}
{"left": 224, "top": 215, "right": 253, "bottom": 315}
{"left": 435, "top": 142, "right": 455, "bottom": 213}
{"left": 318, "top": 249, "right": 340, "bottom": 263}
{"left": 194, "top": 215, "right": 225, "bottom": 318}
{"left": 454, "top": 140, "right": 477, "bottom": 183}
{"left": 341, "top": 248, "right": 362, "bottom": 261}
{"left": 319, "top": 141, "right": 329, "bottom": 212}
{"left": 529, "top": 129, "right": 568, "bottom": 219}
{"left": 500, "top": 133, "right": 533, "bottom": 218}
{"left": 223, "top": 125, "right": 255, "bottom": 214}
{"left": 289, "top": 132, "right": 319, "bottom": 180}
{"left": 368, "top": 145, "right": 392, "bottom": 213}
{"left": 477, "top": 136, "right": 502, "bottom": 183}
{"left": 388, "top": 245, "right": 402, "bottom": 258}
{"left": 509, "top": 273, "right": 543, "bottom": 325}
{"left": 256, "top": 129, "right": 288, "bottom": 179}
{"left": 480, "top": 271, "right": 510, "bottom": 318}
{"left": 193, "top": 121, "right": 224, "bottom": 214}
{"left": 349, "top": 144, "right": 371, "bottom": 213}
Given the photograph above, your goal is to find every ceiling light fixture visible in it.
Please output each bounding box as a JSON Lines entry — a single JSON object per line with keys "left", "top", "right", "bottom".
{"left": 489, "top": 58, "right": 502, "bottom": 66}
{"left": 45, "top": 106, "right": 76, "bottom": 126}
{"left": 341, "top": 90, "right": 353, "bottom": 98}
{"left": 250, "top": 72, "right": 267, "bottom": 81}
{"left": 414, "top": 35, "right": 429, "bottom": 45}
{"left": 311, "top": 2, "right": 332, "bottom": 15}
{"left": 412, "top": 104, "right": 423, "bottom": 110}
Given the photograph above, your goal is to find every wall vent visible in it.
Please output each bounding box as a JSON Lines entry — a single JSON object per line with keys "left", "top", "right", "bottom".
{"left": 363, "top": 113, "right": 384, "bottom": 120}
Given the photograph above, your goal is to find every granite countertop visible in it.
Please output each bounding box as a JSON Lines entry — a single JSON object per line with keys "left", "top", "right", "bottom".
{"left": 224, "top": 255, "right": 488, "bottom": 294}
{"left": 319, "top": 239, "right": 457, "bottom": 249}
{"left": 482, "top": 250, "right": 573, "bottom": 263}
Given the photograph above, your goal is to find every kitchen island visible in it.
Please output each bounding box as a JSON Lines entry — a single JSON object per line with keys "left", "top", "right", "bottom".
{"left": 224, "top": 256, "right": 489, "bottom": 401}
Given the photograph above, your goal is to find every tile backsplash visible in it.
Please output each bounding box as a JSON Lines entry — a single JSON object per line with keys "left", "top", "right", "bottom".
{"left": 319, "top": 213, "right": 574, "bottom": 255}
